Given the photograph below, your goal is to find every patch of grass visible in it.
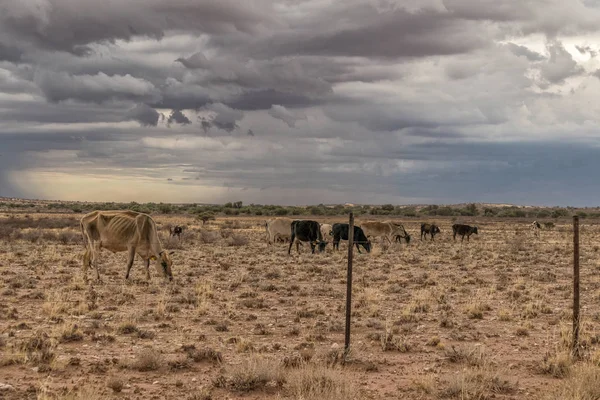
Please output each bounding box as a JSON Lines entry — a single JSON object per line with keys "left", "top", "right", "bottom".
{"left": 216, "top": 357, "right": 284, "bottom": 392}
{"left": 20, "top": 330, "right": 56, "bottom": 365}
{"left": 183, "top": 345, "right": 223, "bottom": 364}
{"left": 106, "top": 377, "right": 124, "bottom": 393}
{"left": 440, "top": 366, "right": 515, "bottom": 399}
{"left": 117, "top": 322, "right": 139, "bottom": 334}
{"left": 540, "top": 350, "right": 572, "bottom": 378}
{"left": 286, "top": 363, "right": 362, "bottom": 400}
{"left": 226, "top": 234, "right": 249, "bottom": 246}
{"left": 130, "top": 348, "right": 164, "bottom": 372}
{"left": 58, "top": 324, "right": 84, "bottom": 343}
{"left": 444, "top": 345, "right": 487, "bottom": 367}
{"left": 550, "top": 362, "right": 600, "bottom": 399}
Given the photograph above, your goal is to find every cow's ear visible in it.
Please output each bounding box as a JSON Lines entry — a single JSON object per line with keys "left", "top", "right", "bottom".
{"left": 169, "top": 251, "right": 175, "bottom": 255}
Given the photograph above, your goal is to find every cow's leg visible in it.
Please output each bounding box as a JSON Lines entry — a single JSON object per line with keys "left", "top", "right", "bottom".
{"left": 92, "top": 244, "right": 101, "bottom": 282}
{"left": 125, "top": 246, "right": 136, "bottom": 280}
{"left": 355, "top": 242, "right": 362, "bottom": 254}
{"left": 82, "top": 248, "right": 91, "bottom": 283}
{"left": 288, "top": 235, "right": 295, "bottom": 255}
{"left": 145, "top": 258, "right": 151, "bottom": 280}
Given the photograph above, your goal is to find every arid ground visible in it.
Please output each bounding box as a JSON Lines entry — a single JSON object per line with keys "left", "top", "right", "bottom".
{"left": 1, "top": 213, "right": 600, "bottom": 399}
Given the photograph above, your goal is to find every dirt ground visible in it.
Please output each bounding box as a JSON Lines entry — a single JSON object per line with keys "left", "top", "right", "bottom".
{"left": 1, "top": 213, "right": 599, "bottom": 399}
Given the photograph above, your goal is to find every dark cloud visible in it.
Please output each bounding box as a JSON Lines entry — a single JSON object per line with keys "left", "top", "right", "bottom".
{"left": 0, "top": 0, "right": 275, "bottom": 54}
{"left": 505, "top": 43, "right": 546, "bottom": 61}
{"left": 206, "top": 103, "right": 243, "bottom": 133}
{"left": 167, "top": 110, "right": 191, "bottom": 126}
{"left": 34, "top": 70, "right": 159, "bottom": 103}
{"left": 0, "top": 42, "right": 23, "bottom": 63}
{"left": 575, "top": 45, "right": 598, "bottom": 57}
{"left": 225, "top": 89, "right": 322, "bottom": 111}
{"left": 268, "top": 105, "right": 305, "bottom": 127}
{"left": 126, "top": 104, "right": 160, "bottom": 127}
{"left": 259, "top": 8, "right": 489, "bottom": 59}
{"left": 539, "top": 41, "right": 585, "bottom": 84}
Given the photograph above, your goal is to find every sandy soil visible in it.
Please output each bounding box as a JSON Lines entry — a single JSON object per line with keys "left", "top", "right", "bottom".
{"left": 0, "top": 214, "right": 599, "bottom": 399}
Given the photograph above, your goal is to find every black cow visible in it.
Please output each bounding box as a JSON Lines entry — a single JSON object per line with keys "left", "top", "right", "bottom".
{"left": 288, "top": 220, "right": 328, "bottom": 254}
{"left": 452, "top": 224, "right": 478, "bottom": 242}
{"left": 169, "top": 225, "right": 184, "bottom": 240}
{"left": 421, "top": 223, "right": 441, "bottom": 241}
{"left": 331, "top": 223, "right": 371, "bottom": 254}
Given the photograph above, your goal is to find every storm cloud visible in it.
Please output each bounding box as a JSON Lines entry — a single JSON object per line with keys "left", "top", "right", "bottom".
{"left": 1, "top": 0, "right": 600, "bottom": 205}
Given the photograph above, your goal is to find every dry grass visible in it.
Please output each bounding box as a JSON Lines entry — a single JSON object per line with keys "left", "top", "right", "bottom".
{"left": 440, "top": 365, "right": 516, "bottom": 399}
{"left": 130, "top": 348, "right": 164, "bottom": 371}
{"left": 549, "top": 361, "right": 600, "bottom": 399}
{"left": 0, "top": 213, "right": 598, "bottom": 399}
{"left": 216, "top": 357, "right": 284, "bottom": 392}
{"left": 285, "top": 364, "right": 362, "bottom": 399}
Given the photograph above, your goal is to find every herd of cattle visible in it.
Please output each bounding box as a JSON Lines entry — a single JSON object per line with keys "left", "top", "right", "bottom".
{"left": 77, "top": 210, "right": 482, "bottom": 282}
{"left": 264, "top": 217, "right": 479, "bottom": 256}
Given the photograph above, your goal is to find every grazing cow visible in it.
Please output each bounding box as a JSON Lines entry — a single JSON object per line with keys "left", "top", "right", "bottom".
{"left": 530, "top": 221, "right": 541, "bottom": 237}
{"left": 331, "top": 223, "right": 371, "bottom": 253}
{"left": 452, "top": 224, "right": 478, "bottom": 242}
{"left": 80, "top": 210, "right": 174, "bottom": 282}
{"left": 361, "top": 221, "right": 410, "bottom": 246}
{"left": 420, "top": 223, "right": 441, "bottom": 241}
{"left": 169, "top": 225, "right": 184, "bottom": 240}
{"left": 288, "top": 220, "right": 328, "bottom": 254}
{"left": 320, "top": 223, "right": 333, "bottom": 241}
{"left": 265, "top": 217, "right": 293, "bottom": 245}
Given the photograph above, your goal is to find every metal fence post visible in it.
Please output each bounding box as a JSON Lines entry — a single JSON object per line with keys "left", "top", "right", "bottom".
{"left": 344, "top": 212, "right": 354, "bottom": 357}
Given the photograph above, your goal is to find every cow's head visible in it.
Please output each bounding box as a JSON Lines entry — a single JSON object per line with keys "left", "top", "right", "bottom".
{"left": 433, "top": 226, "right": 441, "bottom": 234}
{"left": 317, "top": 241, "right": 328, "bottom": 252}
{"left": 473, "top": 227, "right": 479, "bottom": 234}
{"left": 404, "top": 234, "right": 411, "bottom": 244}
{"left": 362, "top": 240, "right": 372, "bottom": 253}
{"left": 154, "top": 251, "right": 174, "bottom": 281}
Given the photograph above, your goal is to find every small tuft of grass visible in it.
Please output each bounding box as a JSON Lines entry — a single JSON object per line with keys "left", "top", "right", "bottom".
{"left": 183, "top": 345, "right": 223, "bottom": 364}
{"left": 540, "top": 350, "right": 572, "bottom": 378}
{"left": 216, "top": 357, "right": 284, "bottom": 392}
{"left": 130, "top": 348, "right": 164, "bottom": 372}
{"left": 106, "top": 377, "right": 124, "bottom": 393}
{"left": 58, "top": 324, "right": 84, "bottom": 343}
{"left": 440, "top": 366, "right": 515, "bottom": 399}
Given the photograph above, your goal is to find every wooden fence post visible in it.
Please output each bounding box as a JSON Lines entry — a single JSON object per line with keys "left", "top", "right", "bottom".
{"left": 573, "top": 215, "right": 580, "bottom": 358}
{"left": 344, "top": 213, "right": 354, "bottom": 357}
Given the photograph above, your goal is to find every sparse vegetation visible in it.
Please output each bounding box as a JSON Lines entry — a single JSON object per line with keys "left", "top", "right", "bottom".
{"left": 0, "top": 205, "right": 598, "bottom": 399}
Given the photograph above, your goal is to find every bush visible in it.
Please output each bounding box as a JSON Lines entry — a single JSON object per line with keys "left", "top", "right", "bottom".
{"left": 226, "top": 234, "right": 249, "bottom": 247}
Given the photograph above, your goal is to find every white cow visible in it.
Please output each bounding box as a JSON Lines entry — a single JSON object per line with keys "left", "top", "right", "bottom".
{"left": 265, "top": 217, "right": 293, "bottom": 245}
{"left": 80, "top": 210, "right": 173, "bottom": 282}
{"left": 320, "top": 223, "right": 333, "bottom": 241}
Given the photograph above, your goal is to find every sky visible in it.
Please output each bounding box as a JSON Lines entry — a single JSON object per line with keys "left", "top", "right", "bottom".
{"left": 1, "top": 0, "right": 600, "bottom": 206}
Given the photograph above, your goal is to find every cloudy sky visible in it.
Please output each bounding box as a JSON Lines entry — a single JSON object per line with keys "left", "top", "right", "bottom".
{"left": 1, "top": 0, "right": 600, "bottom": 206}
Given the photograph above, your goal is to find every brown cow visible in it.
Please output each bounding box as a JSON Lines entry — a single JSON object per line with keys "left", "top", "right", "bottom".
{"left": 81, "top": 210, "right": 174, "bottom": 282}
